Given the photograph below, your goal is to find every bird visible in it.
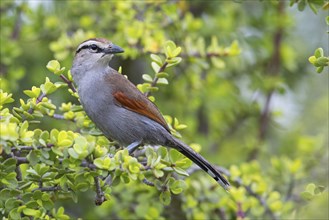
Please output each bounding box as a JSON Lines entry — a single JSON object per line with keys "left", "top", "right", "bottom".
{"left": 71, "top": 38, "right": 230, "bottom": 190}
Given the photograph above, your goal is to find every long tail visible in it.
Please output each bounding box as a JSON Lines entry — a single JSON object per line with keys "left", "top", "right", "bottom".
{"left": 168, "top": 137, "right": 230, "bottom": 191}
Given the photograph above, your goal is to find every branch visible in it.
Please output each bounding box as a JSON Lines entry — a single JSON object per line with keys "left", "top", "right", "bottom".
{"left": 59, "top": 74, "right": 76, "bottom": 93}
{"left": 237, "top": 202, "right": 245, "bottom": 219}
{"left": 32, "top": 185, "right": 61, "bottom": 192}
{"left": 27, "top": 93, "right": 46, "bottom": 115}
{"left": 10, "top": 154, "right": 98, "bottom": 170}
{"left": 50, "top": 113, "right": 75, "bottom": 122}
{"left": 142, "top": 178, "right": 155, "bottom": 187}
{"left": 94, "top": 176, "right": 106, "bottom": 206}
{"left": 249, "top": 1, "right": 285, "bottom": 160}
{"left": 11, "top": 144, "right": 53, "bottom": 152}
{"left": 144, "top": 61, "right": 168, "bottom": 97}
{"left": 15, "top": 165, "right": 22, "bottom": 181}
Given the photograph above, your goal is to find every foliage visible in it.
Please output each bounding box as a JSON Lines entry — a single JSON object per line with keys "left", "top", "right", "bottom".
{"left": 0, "top": 1, "right": 328, "bottom": 219}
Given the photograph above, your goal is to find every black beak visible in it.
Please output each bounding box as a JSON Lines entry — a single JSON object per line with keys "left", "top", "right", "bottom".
{"left": 104, "top": 44, "right": 124, "bottom": 54}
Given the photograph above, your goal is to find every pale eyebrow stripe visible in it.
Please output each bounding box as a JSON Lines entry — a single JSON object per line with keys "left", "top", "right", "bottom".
{"left": 75, "top": 41, "right": 102, "bottom": 54}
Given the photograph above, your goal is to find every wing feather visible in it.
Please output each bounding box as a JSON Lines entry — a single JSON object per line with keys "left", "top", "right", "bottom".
{"left": 106, "top": 73, "right": 171, "bottom": 133}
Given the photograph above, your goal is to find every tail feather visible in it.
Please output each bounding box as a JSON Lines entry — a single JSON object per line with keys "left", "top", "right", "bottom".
{"left": 169, "top": 137, "right": 230, "bottom": 191}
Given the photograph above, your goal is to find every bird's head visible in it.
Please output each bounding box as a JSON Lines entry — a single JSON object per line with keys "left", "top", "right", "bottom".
{"left": 73, "top": 38, "right": 124, "bottom": 68}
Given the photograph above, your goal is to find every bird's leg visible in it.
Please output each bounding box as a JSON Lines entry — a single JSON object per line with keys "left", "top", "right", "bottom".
{"left": 126, "top": 140, "right": 142, "bottom": 155}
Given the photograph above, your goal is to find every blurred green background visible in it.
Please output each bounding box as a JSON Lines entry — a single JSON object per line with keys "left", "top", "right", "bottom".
{"left": 1, "top": 0, "right": 328, "bottom": 219}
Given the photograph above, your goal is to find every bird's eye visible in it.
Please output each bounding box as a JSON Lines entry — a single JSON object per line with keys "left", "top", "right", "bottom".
{"left": 90, "top": 44, "right": 99, "bottom": 51}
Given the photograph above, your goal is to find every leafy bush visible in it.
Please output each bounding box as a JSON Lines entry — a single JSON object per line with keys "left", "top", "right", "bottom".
{"left": 1, "top": 1, "right": 328, "bottom": 219}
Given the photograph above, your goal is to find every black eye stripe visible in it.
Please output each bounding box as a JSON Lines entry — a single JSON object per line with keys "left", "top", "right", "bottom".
{"left": 76, "top": 44, "right": 102, "bottom": 54}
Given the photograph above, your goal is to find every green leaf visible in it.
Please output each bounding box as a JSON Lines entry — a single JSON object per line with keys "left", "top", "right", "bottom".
{"left": 171, "top": 47, "right": 182, "bottom": 57}
{"left": 297, "top": 0, "right": 306, "bottom": 11}
{"left": 164, "top": 41, "right": 177, "bottom": 58}
{"left": 316, "top": 66, "right": 324, "bottom": 73}
{"left": 26, "top": 151, "right": 39, "bottom": 166}
{"left": 76, "top": 183, "right": 89, "bottom": 192}
{"left": 156, "top": 78, "right": 168, "bottom": 85}
{"left": 5, "top": 198, "right": 22, "bottom": 211}
{"left": 9, "top": 208, "right": 21, "bottom": 219}
{"left": 68, "top": 148, "right": 79, "bottom": 159}
{"left": 46, "top": 60, "right": 65, "bottom": 75}
{"left": 94, "top": 158, "right": 103, "bottom": 168}
{"left": 151, "top": 62, "right": 161, "bottom": 73}
{"left": 314, "top": 48, "right": 324, "bottom": 58}
{"left": 153, "top": 169, "right": 164, "bottom": 178}
{"left": 40, "top": 77, "right": 58, "bottom": 95}
{"left": 306, "top": 183, "right": 316, "bottom": 194}
{"left": 155, "top": 72, "right": 169, "bottom": 78}
{"left": 211, "top": 57, "right": 225, "bottom": 69}
{"left": 159, "top": 190, "right": 171, "bottom": 205}
{"left": 301, "top": 191, "right": 313, "bottom": 200}
{"left": 46, "top": 60, "right": 60, "bottom": 72}
{"left": 142, "top": 74, "right": 153, "bottom": 82}
{"left": 314, "top": 185, "right": 326, "bottom": 194}
{"left": 169, "top": 149, "right": 182, "bottom": 163}
{"left": 57, "top": 131, "right": 73, "bottom": 147}
{"left": 150, "top": 54, "right": 163, "bottom": 65}
{"left": 23, "top": 208, "right": 40, "bottom": 216}
{"left": 308, "top": 55, "right": 316, "bottom": 64}
{"left": 166, "top": 57, "right": 182, "bottom": 64}
{"left": 23, "top": 87, "right": 41, "bottom": 98}
{"left": 0, "top": 91, "right": 14, "bottom": 105}
{"left": 307, "top": 1, "right": 318, "bottom": 14}
{"left": 169, "top": 179, "right": 187, "bottom": 194}
{"left": 40, "top": 102, "right": 57, "bottom": 110}
{"left": 173, "top": 167, "right": 189, "bottom": 177}
{"left": 157, "top": 147, "right": 168, "bottom": 158}
{"left": 316, "top": 57, "right": 329, "bottom": 66}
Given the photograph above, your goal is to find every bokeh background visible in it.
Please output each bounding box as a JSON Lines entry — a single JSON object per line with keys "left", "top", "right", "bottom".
{"left": 1, "top": 0, "right": 328, "bottom": 219}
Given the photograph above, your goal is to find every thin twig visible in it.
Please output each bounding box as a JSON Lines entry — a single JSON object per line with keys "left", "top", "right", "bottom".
{"left": 32, "top": 186, "right": 61, "bottom": 192}
{"left": 15, "top": 166, "right": 22, "bottom": 181}
{"left": 142, "top": 178, "right": 155, "bottom": 187}
{"left": 285, "top": 174, "right": 295, "bottom": 201}
{"left": 60, "top": 74, "right": 76, "bottom": 92}
{"left": 249, "top": 1, "right": 285, "bottom": 161}
{"left": 94, "top": 176, "right": 106, "bottom": 206}
{"left": 27, "top": 93, "right": 46, "bottom": 115}
{"left": 11, "top": 144, "right": 53, "bottom": 152}
{"left": 144, "top": 62, "right": 168, "bottom": 97}
{"left": 51, "top": 113, "right": 66, "bottom": 120}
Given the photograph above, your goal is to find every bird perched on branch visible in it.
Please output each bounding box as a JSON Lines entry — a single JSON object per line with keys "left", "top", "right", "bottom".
{"left": 71, "top": 38, "right": 230, "bottom": 190}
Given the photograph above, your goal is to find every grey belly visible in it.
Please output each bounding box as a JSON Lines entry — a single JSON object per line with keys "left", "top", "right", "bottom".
{"left": 87, "top": 105, "right": 170, "bottom": 146}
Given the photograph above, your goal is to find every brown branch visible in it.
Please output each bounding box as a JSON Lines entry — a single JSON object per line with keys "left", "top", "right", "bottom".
{"left": 237, "top": 202, "right": 245, "bottom": 219}
{"left": 11, "top": 144, "right": 53, "bottom": 152}
{"left": 285, "top": 174, "right": 295, "bottom": 201}
{"left": 14, "top": 156, "right": 29, "bottom": 164}
{"left": 142, "top": 178, "right": 155, "bottom": 187}
{"left": 94, "top": 176, "right": 106, "bottom": 206}
{"left": 216, "top": 207, "right": 228, "bottom": 220}
{"left": 11, "top": 154, "right": 98, "bottom": 171}
{"left": 11, "top": 4, "right": 22, "bottom": 39}
{"left": 15, "top": 166, "right": 22, "bottom": 181}
{"left": 27, "top": 93, "right": 46, "bottom": 115}
{"left": 32, "top": 186, "right": 61, "bottom": 192}
{"left": 144, "top": 62, "right": 168, "bottom": 97}
{"left": 59, "top": 74, "right": 76, "bottom": 92}
{"left": 249, "top": 1, "right": 285, "bottom": 160}
{"left": 50, "top": 113, "right": 75, "bottom": 122}
{"left": 51, "top": 113, "right": 66, "bottom": 120}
